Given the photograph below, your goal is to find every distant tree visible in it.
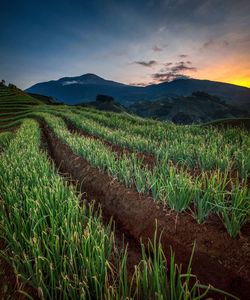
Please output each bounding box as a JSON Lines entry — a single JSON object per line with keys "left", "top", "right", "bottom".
{"left": 172, "top": 112, "right": 193, "bottom": 124}
{"left": 8, "top": 83, "right": 17, "bottom": 89}
{"left": 0, "top": 79, "right": 5, "bottom": 86}
{"left": 96, "top": 94, "right": 114, "bottom": 103}
{"left": 192, "top": 91, "right": 210, "bottom": 98}
{"left": 192, "top": 91, "right": 226, "bottom": 104}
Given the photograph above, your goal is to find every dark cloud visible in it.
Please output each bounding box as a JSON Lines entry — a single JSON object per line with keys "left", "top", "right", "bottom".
{"left": 179, "top": 54, "right": 188, "bottom": 58}
{"left": 203, "top": 39, "right": 230, "bottom": 49}
{"left": 171, "top": 61, "right": 197, "bottom": 73}
{"left": 203, "top": 39, "right": 214, "bottom": 48}
{"left": 134, "top": 60, "right": 157, "bottom": 67}
{"left": 152, "top": 72, "right": 190, "bottom": 82}
{"left": 152, "top": 45, "right": 162, "bottom": 52}
{"left": 129, "top": 82, "right": 148, "bottom": 86}
{"left": 152, "top": 61, "right": 197, "bottom": 83}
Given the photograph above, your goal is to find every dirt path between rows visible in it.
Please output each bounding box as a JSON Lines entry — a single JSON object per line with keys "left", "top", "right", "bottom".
{"left": 41, "top": 121, "right": 250, "bottom": 300}
{"left": 0, "top": 228, "right": 37, "bottom": 299}
{"left": 40, "top": 122, "right": 143, "bottom": 282}
{"left": 0, "top": 142, "right": 37, "bottom": 300}
{"left": 64, "top": 118, "right": 250, "bottom": 188}
{"left": 64, "top": 118, "right": 157, "bottom": 169}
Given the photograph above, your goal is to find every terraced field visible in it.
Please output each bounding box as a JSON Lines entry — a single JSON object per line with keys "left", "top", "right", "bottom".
{"left": 0, "top": 84, "right": 249, "bottom": 299}
{"left": 0, "top": 84, "right": 42, "bottom": 131}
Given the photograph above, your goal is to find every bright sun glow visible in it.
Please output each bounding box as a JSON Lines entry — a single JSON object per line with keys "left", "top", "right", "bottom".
{"left": 227, "top": 79, "right": 250, "bottom": 88}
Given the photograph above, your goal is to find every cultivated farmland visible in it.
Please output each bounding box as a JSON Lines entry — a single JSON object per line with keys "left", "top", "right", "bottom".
{"left": 0, "top": 84, "right": 249, "bottom": 299}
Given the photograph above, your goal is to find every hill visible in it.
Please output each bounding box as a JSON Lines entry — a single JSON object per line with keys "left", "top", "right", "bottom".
{"left": 0, "top": 81, "right": 249, "bottom": 299}
{"left": 129, "top": 92, "right": 248, "bottom": 124}
{"left": 203, "top": 117, "right": 250, "bottom": 130}
{"left": 26, "top": 74, "right": 250, "bottom": 110}
{"left": 27, "top": 92, "right": 61, "bottom": 104}
{"left": 0, "top": 83, "right": 42, "bottom": 130}
{"left": 78, "top": 94, "right": 128, "bottom": 113}
{"left": 26, "top": 73, "right": 142, "bottom": 105}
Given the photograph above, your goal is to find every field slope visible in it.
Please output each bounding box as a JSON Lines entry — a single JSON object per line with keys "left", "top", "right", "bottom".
{"left": 0, "top": 83, "right": 249, "bottom": 299}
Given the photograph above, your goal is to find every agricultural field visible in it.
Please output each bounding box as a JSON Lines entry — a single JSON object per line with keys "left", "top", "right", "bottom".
{"left": 0, "top": 84, "right": 249, "bottom": 299}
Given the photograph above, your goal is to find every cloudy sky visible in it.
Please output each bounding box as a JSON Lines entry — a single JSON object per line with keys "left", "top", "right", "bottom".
{"left": 0, "top": 0, "right": 250, "bottom": 88}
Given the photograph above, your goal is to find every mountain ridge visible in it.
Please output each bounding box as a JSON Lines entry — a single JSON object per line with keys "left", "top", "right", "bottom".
{"left": 26, "top": 73, "right": 250, "bottom": 108}
{"left": 57, "top": 73, "right": 125, "bottom": 86}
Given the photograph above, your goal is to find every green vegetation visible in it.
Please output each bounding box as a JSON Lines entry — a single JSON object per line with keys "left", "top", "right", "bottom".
{"left": 54, "top": 106, "right": 250, "bottom": 177}
{"left": 203, "top": 117, "right": 250, "bottom": 130}
{"left": 1, "top": 83, "right": 248, "bottom": 238}
{"left": 0, "top": 83, "right": 248, "bottom": 298}
{"left": 0, "top": 84, "right": 42, "bottom": 130}
{"left": 36, "top": 109, "right": 249, "bottom": 238}
{"left": 0, "top": 119, "right": 214, "bottom": 299}
{"left": 0, "top": 131, "right": 14, "bottom": 151}
{"left": 128, "top": 92, "right": 247, "bottom": 123}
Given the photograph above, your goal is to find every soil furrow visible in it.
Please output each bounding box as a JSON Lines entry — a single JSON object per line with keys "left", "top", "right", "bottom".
{"left": 0, "top": 230, "right": 38, "bottom": 299}
{"left": 40, "top": 121, "right": 250, "bottom": 300}
{"left": 64, "top": 118, "right": 157, "bottom": 169}
{"left": 40, "top": 121, "right": 143, "bottom": 280}
{"left": 64, "top": 118, "right": 250, "bottom": 188}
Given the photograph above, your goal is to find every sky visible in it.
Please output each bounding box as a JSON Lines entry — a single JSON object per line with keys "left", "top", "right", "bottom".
{"left": 0, "top": 0, "right": 250, "bottom": 89}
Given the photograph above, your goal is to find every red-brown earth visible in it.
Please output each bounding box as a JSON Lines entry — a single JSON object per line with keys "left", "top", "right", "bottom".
{"left": 41, "top": 121, "right": 250, "bottom": 300}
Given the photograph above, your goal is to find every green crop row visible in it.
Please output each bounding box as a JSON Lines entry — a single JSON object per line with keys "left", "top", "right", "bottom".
{"left": 37, "top": 112, "right": 250, "bottom": 238}
{"left": 0, "top": 118, "right": 218, "bottom": 299}
{"left": 0, "top": 112, "right": 32, "bottom": 123}
{"left": 0, "top": 119, "right": 113, "bottom": 299}
{"left": 71, "top": 107, "right": 170, "bottom": 140}
{"left": 77, "top": 108, "right": 250, "bottom": 177}
{"left": 47, "top": 107, "right": 250, "bottom": 179}
{"left": 0, "top": 131, "right": 14, "bottom": 152}
{"left": 0, "top": 119, "right": 23, "bottom": 130}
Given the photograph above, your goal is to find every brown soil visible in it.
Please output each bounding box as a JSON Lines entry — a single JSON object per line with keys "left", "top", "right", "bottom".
{"left": 65, "top": 118, "right": 156, "bottom": 169}
{"left": 41, "top": 121, "right": 250, "bottom": 300}
{"left": 0, "top": 142, "right": 37, "bottom": 300}
{"left": 0, "top": 115, "right": 16, "bottom": 120}
{"left": 0, "top": 125, "right": 19, "bottom": 133}
{"left": 0, "top": 240, "right": 38, "bottom": 300}
{"left": 65, "top": 118, "right": 250, "bottom": 187}
{"left": 0, "top": 239, "right": 17, "bottom": 300}
{"left": 65, "top": 117, "right": 250, "bottom": 234}
{"left": 40, "top": 125, "right": 143, "bottom": 280}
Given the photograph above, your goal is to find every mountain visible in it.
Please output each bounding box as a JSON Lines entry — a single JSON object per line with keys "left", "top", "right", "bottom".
{"left": 26, "top": 73, "right": 142, "bottom": 105}
{"left": 27, "top": 92, "right": 62, "bottom": 104}
{"left": 144, "top": 79, "right": 250, "bottom": 109}
{"left": 57, "top": 73, "right": 125, "bottom": 87}
{"left": 129, "top": 92, "right": 248, "bottom": 124}
{"left": 78, "top": 94, "right": 128, "bottom": 113}
{"left": 26, "top": 74, "right": 250, "bottom": 110}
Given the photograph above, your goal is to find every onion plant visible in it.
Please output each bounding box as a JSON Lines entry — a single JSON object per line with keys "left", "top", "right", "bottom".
{"left": 0, "top": 131, "right": 14, "bottom": 151}
{"left": 35, "top": 112, "right": 249, "bottom": 237}
{"left": 0, "top": 118, "right": 226, "bottom": 299}
{"left": 46, "top": 107, "right": 250, "bottom": 178}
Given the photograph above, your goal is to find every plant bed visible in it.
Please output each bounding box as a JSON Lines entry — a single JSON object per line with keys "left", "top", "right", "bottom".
{"left": 64, "top": 117, "right": 156, "bottom": 169}
{"left": 41, "top": 121, "right": 250, "bottom": 300}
